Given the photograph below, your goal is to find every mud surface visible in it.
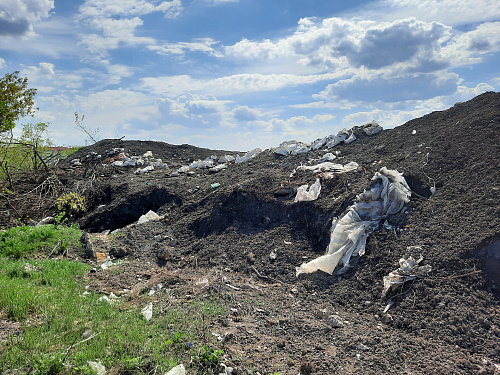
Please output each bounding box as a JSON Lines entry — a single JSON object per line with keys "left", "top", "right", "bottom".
{"left": 5, "top": 92, "right": 500, "bottom": 374}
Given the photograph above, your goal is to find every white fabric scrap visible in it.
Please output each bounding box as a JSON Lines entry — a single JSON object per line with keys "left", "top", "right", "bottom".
{"left": 296, "top": 167, "right": 411, "bottom": 276}
{"left": 295, "top": 178, "right": 322, "bottom": 202}
{"left": 382, "top": 255, "right": 431, "bottom": 297}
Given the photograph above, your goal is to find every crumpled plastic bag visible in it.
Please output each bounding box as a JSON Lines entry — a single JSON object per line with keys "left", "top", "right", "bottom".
{"left": 138, "top": 210, "right": 161, "bottom": 224}
{"left": 165, "top": 364, "right": 186, "bottom": 375}
{"left": 382, "top": 255, "right": 431, "bottom": 297}
{"left": 88, "top": 360, "right": 106, "bottom": 375}
{"left": 296, "top": 167, "right": 411, "bottom": 276}
{"left": 363, "top": 120, "right": 383, "bottom": 135}
{"left": 294, "top": 178, "right": 321, "bottom": 202}
{"left": 141, "top": 302, "right": 153, "bottom": 321}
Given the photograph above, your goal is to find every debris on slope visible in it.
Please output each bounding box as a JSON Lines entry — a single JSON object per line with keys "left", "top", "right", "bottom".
{"left": 296, "top": 167, "right": 411, "bottom": 276}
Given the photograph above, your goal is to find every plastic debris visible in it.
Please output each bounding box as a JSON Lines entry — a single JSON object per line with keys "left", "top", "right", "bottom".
{"left": 211, "top": 183, "right": 220, "bottom": 189}
{"left": 100, "top": 259, "right": 113, "bottom": 270}
{"left": 345, "top": 132, "right": 357, "bottom": 144}
{"left": 88, "top": 360, "right": 106, "bottom": 375}
{"left": 209, "top": 164, "right": 227, "bottom": 173}
{"left": 382, "top": 254, "right": 432, "bottom": 297}
{"left": 297, "top": 161, "right": 359, "bottom": 174}
{"left": 165, "top": 364, "right": 186, "bottom": 375}
{"left": 141, "top": 302, "right": 153, "bottom": 321}
{"left": 294, "top": 178, "right": 321, "bottom": 202}
{"left": 138, "top": 210, "right": 161, "bottom": 224}
{"left": 363, "top": 121, "right": 383, "bottom": 135}
{"left": 318, "top": 152, "right": 336, "bottom": 162}
{"left": 296, "top": 167, "right": 411, "bottom": 276}
{"left": 143, "top": 151, "right": 153, "bottom": 158}
{"left": 136, "top": 165, "right": 154, "bottom": 174}
{"left": 235, "top": 148, "right": 262, "bottom": 163}
{"left": 357, "top": 343, "right": 370, "bottom": 351}
{"left": 218, "top": 155, "right": 235, "bottom": 163}
{"left": 269, "top": 249, "right": 277, "bottom": 260}
{"left": 189, "top": 159, "right": 213, "bottom": 169}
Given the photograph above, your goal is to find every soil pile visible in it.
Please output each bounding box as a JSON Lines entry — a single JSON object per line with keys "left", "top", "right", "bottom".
{"left": 7, "top": 92, "right": 500, "bottom": 374}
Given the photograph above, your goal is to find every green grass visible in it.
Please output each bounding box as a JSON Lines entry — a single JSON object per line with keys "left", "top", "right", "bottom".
{"left": 0, "top": 226, "right": 226, "bottom": 374}
{"left": 0, "top": 224, "right": 83, "bottom": 259}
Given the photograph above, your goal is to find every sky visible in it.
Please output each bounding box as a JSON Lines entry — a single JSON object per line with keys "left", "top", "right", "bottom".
{"left": 1, "top": 0, "right": 499, "bottom": 151}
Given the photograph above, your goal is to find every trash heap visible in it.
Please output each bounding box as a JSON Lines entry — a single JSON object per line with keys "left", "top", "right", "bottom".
{"left": 272, "top": 121, "right": 382, "bottom": 156}
{"left": 175, "top": 148, "right": 262, "bottom": 175}
{"left": 71, "top": 148, "right": 169, "bottom": 174}
{"left": 296, "top": 167, "right": 411, "bottom": 276}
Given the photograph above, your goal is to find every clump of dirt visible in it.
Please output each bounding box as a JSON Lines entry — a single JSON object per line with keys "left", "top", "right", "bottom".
{"left": 3, "top": 92, "right": 500, "bottom": 374}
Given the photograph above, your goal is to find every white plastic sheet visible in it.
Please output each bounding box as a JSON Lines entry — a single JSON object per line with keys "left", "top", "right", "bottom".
{"left": 235, "top": 148, "right": 262, "bottom": 163}
{"left": 297, "top": 161, "right": 359, "bottom": 174}
{"left": 382, "top": 255, "right": 431, "bottom": 297}
{"left": 296, "top": 167, "right": 411, "bottom": 276}
{"left": 294, "top": 178, "right": 321, "bottom": 202}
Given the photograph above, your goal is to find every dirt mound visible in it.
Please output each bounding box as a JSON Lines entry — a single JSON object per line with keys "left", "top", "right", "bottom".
{"left": 7, "top": 92, "right": 500, "bottom": 374}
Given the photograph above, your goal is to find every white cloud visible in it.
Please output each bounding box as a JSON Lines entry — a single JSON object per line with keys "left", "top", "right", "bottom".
{"left": 21, "top": 61, "right": 55, "bottom": 79}
{"left": 232, "top": 106, "right": 262, "bottom": 121}
{"left": 78, "top": 0, "right": 182, "bottom": 18}
{"left": 140, "top": 71, "right": 346, "bottom": 97}
{"left": 373, "top": 0, "right": 500, "bottom": 26}
{"left": 316, "top": 70, "right": 460, "bottom": 104}
{"left": 0, "top": 57, "right": 6, "bottom": 69}
{"left": 226, "top": 17, "right": 454, "bottom": 75}
{"left": 78, "top": 0, "right": 182, "bottom": 57}
{"left": 0, "top": 0, "right": 54, "bottom": 37}
{"left": 440, "top": 22, "right": 500, "bottom": 67}
{"left": 148, "top": 38, "right": 222, "bottom": 57}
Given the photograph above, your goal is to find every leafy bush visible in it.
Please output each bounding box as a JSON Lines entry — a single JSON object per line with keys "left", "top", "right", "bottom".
{"left": 56, "top": 192, "right": 86, "bottom": 215}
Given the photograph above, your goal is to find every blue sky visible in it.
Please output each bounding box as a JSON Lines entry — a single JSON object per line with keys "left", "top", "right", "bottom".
{"left": 1, "top": 0, "right": 499, "bottom": 150}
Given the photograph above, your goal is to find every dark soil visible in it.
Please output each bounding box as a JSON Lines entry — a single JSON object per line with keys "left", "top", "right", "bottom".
{"left": 3, "top": 92, "right": 500, "bottom": 374}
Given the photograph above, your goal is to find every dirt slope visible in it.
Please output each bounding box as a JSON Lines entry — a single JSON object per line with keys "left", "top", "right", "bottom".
{"left": 11, "top": 92, "right": 500, "bottom": 374}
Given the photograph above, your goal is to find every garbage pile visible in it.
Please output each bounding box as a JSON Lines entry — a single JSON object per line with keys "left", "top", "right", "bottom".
{"left": 296, "top": 167, "right": 411, "bottom": 276}
{"left": 175, "top": 148, "right": 262, "bottom": 175}
{"left": 272, "top": 121, "right": 382, "bottom": 156}
{"left": 71, "top": 148, "right": 169, "bottom": 174}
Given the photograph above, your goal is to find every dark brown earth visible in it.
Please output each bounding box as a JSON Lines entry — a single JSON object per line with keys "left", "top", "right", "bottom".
{"left": 3, "top": 92, "right": 500, "bottom": 374}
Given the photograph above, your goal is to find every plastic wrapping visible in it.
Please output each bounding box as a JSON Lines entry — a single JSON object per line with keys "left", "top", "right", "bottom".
{"left": 294, "top": 178, "right": 322, "bottom": 202}
{"left": 296, "top": 167, "right": 411, "bottom": 276}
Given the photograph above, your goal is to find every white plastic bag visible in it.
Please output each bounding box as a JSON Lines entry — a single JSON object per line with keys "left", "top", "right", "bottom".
{"left": 138, "top": 210, "right": 161, "bottom": 224}
{"left": 294, "top": 179, "right": 321, "bottom": 202}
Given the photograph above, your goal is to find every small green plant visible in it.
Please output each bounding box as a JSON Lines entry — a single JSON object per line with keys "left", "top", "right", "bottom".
{"left": 56, "top": 192, "right": 86, "bottom": 217}
{"left": 199, "top": 345, "right": 223, "bottom": 368}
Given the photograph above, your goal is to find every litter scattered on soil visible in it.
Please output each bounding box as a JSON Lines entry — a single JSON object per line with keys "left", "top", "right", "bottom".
{"left": 2, "top": 92, "right": 500, "bottom": 374}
